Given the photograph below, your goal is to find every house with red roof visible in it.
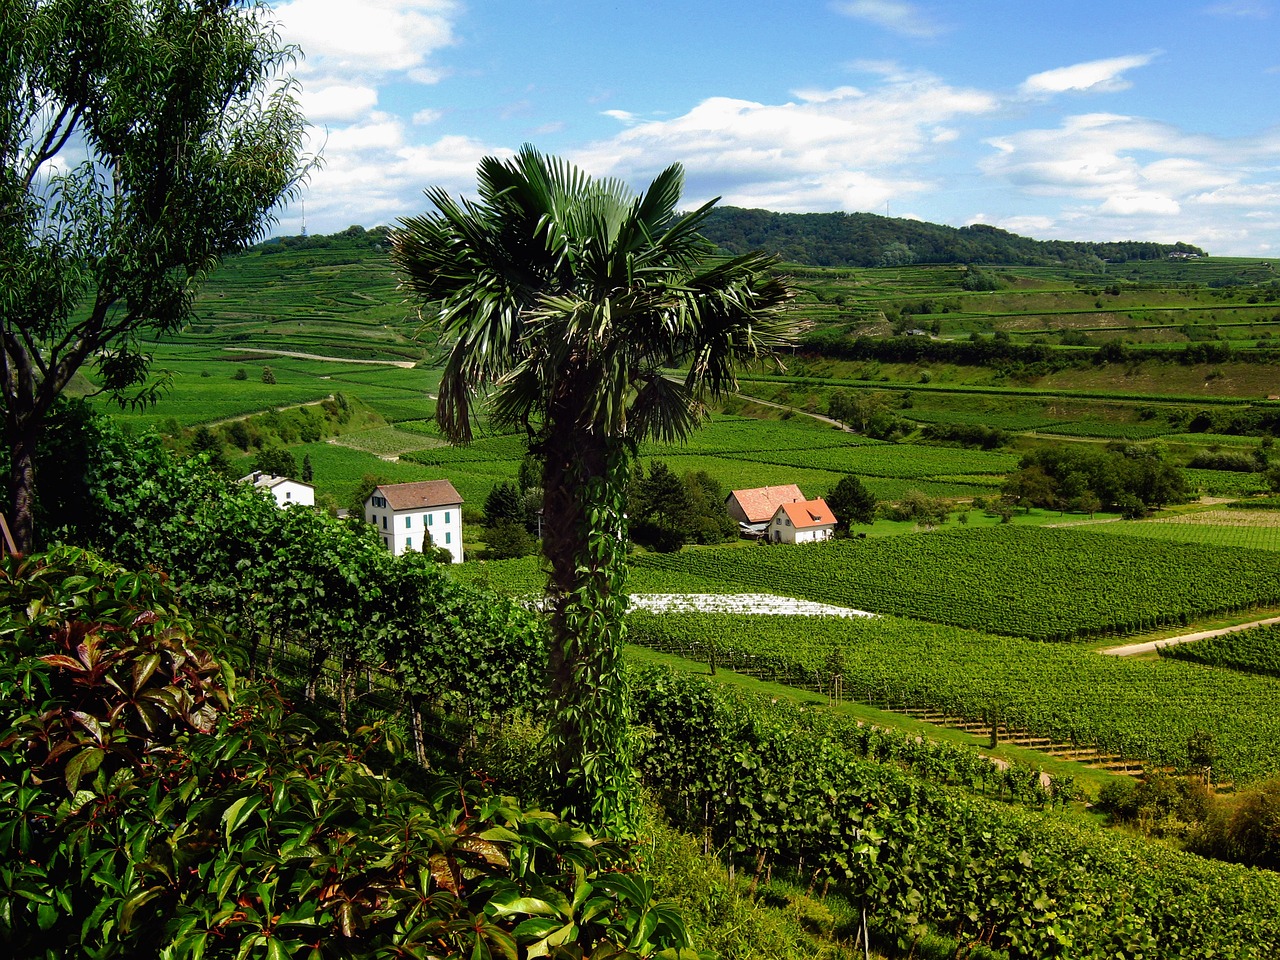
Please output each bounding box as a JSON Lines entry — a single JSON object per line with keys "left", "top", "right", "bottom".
{"left": 364, "top": 479, "right": 464, "bottom": 563}
{"left": 725, "top": 484, "right": 806, "bottom": 537}
{"left": 767, "top": 497, "right": 837, "bottom": 545}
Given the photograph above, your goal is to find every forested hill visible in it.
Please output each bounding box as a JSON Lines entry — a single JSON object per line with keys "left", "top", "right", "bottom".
{"left": 697, "top": 206, "right": 1206, "bottom": 268}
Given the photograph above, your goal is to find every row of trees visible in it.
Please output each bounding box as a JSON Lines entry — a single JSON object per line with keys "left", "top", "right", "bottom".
{"left": 1003, "top": 443, "right": 1189, "bottom": 518}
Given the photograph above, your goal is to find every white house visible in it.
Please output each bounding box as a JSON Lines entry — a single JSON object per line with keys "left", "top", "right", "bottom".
{"left": 365, "top": 479, "right": 464, "bottom": 563}
{"left": 768, "top": 497, "right": 837, "bottom": 545}
{"left": 240, "top": 471, "right": 315, "bottom": 509}
{"left": 725, "top": 484, "right": 806, "bottom": 538}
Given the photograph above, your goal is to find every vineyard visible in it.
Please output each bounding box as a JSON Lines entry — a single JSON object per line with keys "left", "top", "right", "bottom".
{"left": 1087, "top": 509, "right": 1280, "bottom": 552}
{"left": 1158, "top": 622, "right": 1280, "bottom": 678}
{"left": 633, "top": 667, "right": 1280, "bottom": 959}
{"left": 624, "top": 527, "right": 1280, "bottom": 640}
{"left": 626, "top": 611, "right": 1280, "bottom": 784}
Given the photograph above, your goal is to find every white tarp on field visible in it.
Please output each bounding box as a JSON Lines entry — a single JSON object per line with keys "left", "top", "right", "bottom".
{"left": 629, "top": 593, "right": 875, "bottom": 618}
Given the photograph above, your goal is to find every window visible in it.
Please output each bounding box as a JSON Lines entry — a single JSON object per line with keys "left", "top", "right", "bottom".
{"left": 445, "top": 511, "right": 451, "bottom": 524}
{"left": 406, "top": 516, "right": 411, "bottom": 529}
{"left": 285, "top": 491, "right": 292, "bottom": 500}
{"left": 428, "top": 513, "right": 434, "bottom": 526}
{"left": 406, "top": 537, "right": 412, "bottom": 549}
{"left": 445, "top": 532, "right": 451, "bottom": 544}
{"left": 382, "top": 516, "right": 387, "bottom": 529}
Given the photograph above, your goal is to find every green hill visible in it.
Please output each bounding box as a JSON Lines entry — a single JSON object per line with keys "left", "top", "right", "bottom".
{"left": 698, "top": 206, "right": 1206, "bottom": 268}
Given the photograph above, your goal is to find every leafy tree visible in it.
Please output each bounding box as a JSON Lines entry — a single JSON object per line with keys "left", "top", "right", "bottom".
{"left": 485, "top": 479, "right": 526, "bottom": 526}
{"left": 681, "top": 469, "right": 737, "bottom": 545}
{"left": 825, "top": 475, "right": 877, "bottom": 532}
{"left": 261, "top": 365, "right": 277, "bottom": 384}
{"left": 190, "top": 425, "right": 232, "bottom": 477}
{"left": 484, "top": 519, "right": 536, "bottom": 560}
{"left": 0, "top": 0, "right": 309, "bottom": 551}
{"left": 391, "top": 145, "right": 794, "bottom": 835}
{"left": 252, "top": 446, "right": 296, "bottom": 479}
{"left": 631, "top": 460, "right": 690, "bottom": 551}
{"left": 301, "top": 452, "right": 314, "bottom": 482}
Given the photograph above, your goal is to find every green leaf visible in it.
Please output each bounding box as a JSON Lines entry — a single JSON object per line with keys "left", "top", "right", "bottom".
{"left": 222, "top": 795, "right": 265, "bottom": 845}
{"left": 64, "top": 747, "right": 105, "bottom": 795}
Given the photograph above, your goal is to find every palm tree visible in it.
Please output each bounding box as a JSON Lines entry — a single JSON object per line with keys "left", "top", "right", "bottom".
{"left": 392, "top": 146, "right": 795, "bottom": 835}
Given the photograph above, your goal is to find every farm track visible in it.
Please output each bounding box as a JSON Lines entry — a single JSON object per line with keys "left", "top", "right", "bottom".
{"left": 225, "top": 347, "right": 419, "bottom": 368}
{"left": 1098, "top": 614, "right": 1280, "bottom": 656}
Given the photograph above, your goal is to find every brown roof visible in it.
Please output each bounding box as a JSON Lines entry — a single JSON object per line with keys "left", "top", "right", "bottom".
{"left": 777, "top": 498, "right": 836, "bottom": 529}
{"left": 728, "top": 484, "right": 805, "bottom": 523}
{"left": 374, "top": 480, "right": 463, "bottom": 511}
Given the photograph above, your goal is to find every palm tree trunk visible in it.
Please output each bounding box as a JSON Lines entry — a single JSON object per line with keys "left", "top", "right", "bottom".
{"left": 540, "top": 422, "right": 638, "bottom": 837}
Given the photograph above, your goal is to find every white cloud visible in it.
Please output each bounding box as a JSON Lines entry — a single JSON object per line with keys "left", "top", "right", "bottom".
{"left": 574, "top": 73, "right": 997, "bottom": 213}
{"left": 1099, "top": 194, "right": 1182, "bottom": 216}
{"left": 794, "top": 85, "right": 864, "bottom": 103}
{"left": 300, "top": 83, "right": 378, "bottom": 122}
{"left": 1203, "top": 1, "right": 1271, "bottom": 17}
{"left": 300, "top": 113, "right": 510, "bottom": 230}
{"left": 273, "top": 0, "right": 458, "bottom": 77}
{"left": 831, "top": 0, "right": 943, "bottom": 38}
{"left": 976, "top": 111, "right": 1280, "bottom": 250}
{"left": 412, "top": 108, "right": 442, "bottom": 125}
{"left": 1020, "top": 53, "right": 1158, "bottom": 97}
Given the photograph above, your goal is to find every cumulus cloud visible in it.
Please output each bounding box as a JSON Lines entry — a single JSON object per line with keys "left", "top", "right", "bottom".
{"left": 1020, "top": 53, "right": 1158, "bottom": 97}
{"left": 831, "top": 0, "right": 943, "bottom": 38}
{"left": 575, "top": 72, "right": 997, "bottom": 213}
{"left": 975, "top": 110, "right": 1280, "bottom": 251}
{"left": 300, "top": 83, "right": 379, "bottom": 122}
{"left": 273, "top": 0, "right": 458, "bottom": 77}
{"left": 299, "top": 114, "right": 508, "bottom": 229}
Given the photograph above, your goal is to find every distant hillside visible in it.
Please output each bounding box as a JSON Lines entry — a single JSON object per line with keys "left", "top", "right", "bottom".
{"left": 698, "top": 206, "right": 1205, "bottom": 269}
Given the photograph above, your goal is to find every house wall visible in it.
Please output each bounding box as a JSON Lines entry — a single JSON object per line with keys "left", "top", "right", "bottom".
{"left": 725, "top": 496, "right": 751, "bottom": 525}
{"left": 271, "top": 480, "right": 315, "bottom": 509}
{"left": 365, "top": 500, "right": 463, "bottom": 563}
{"left": 768, "top": 514, "right": 834, "bottom": 545}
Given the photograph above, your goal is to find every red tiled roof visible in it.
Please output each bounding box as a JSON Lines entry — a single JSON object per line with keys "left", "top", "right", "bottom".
{"left": 375, "top": 480, "right": 463, "bottom": 511}
{"left": 728, "top": 484, "right": 805, "bottom": 523}
{"left": 778, "top": 498, "right": 836, "bottom": 529}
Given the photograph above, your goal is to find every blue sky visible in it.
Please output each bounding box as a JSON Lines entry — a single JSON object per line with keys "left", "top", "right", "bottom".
{"left": 271, "top": 0, "right": 1280, "bottom": 255}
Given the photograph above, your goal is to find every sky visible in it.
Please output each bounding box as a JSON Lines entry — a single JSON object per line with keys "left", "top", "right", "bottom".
{"left": 269, "top": 0, "right": 1280, "bottom": 256}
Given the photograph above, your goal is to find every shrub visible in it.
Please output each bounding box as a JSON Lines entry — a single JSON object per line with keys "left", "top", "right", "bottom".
{"left": 0, "top": 547, "right": 704, "bottom": 960}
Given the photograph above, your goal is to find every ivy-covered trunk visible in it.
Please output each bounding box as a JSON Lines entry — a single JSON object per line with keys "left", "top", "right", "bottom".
{"left": 540, "top": 421, "right": 638, "bottom": 838}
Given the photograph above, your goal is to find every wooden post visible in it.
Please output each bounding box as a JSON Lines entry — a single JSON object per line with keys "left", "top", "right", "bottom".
{"left": 0, "top": 513, "right": 17, "bottom": 557}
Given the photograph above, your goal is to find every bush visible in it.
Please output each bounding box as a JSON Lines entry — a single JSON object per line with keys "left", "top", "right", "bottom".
{"left": 0, "top": 547, "right": 704, "bottom": 960}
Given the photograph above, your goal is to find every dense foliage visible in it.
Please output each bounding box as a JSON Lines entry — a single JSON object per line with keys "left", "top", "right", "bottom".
{"left": 1007, "top": 443, "right": 1188, "bottom": 516}
{"left": 45, "top": 412, "right": 546, "bottom": 743}
{"left": 699, "top": 207, "right": 1204, "bottom": 268}
{"left": 625, "top": 611, "right": 1280, "bottom": 784}
{"left": 630, "top": 668, "right": 1280, "bottom": 959}
{"left": 1157, "top": 623, "right": 1280, "bottom": 678}
{"left": 0, "top": 547, "right": 704, "bottom": 959}
{"left": 0, "top": 0, "right": 309, "bottom": 550}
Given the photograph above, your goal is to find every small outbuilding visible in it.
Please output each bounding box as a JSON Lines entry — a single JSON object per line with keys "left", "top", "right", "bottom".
{"left": 365, "top": 479, "right": 464, "bottom": 563}
{"left": 240, "top": 471, "right": 315, "bottom": 509}
{"left": 768, "top": 497, "right": 837, "bottom": 545}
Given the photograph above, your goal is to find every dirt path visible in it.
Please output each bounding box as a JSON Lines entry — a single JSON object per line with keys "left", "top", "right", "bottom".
{"left": 1098, "top": 615, "right": 1280, "bottom": 656}
{"left": 733, "top": 391, "right": 851, "bottom": 431}
{"left": 226, "top": 347, "right": 418, "bottom": 369}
